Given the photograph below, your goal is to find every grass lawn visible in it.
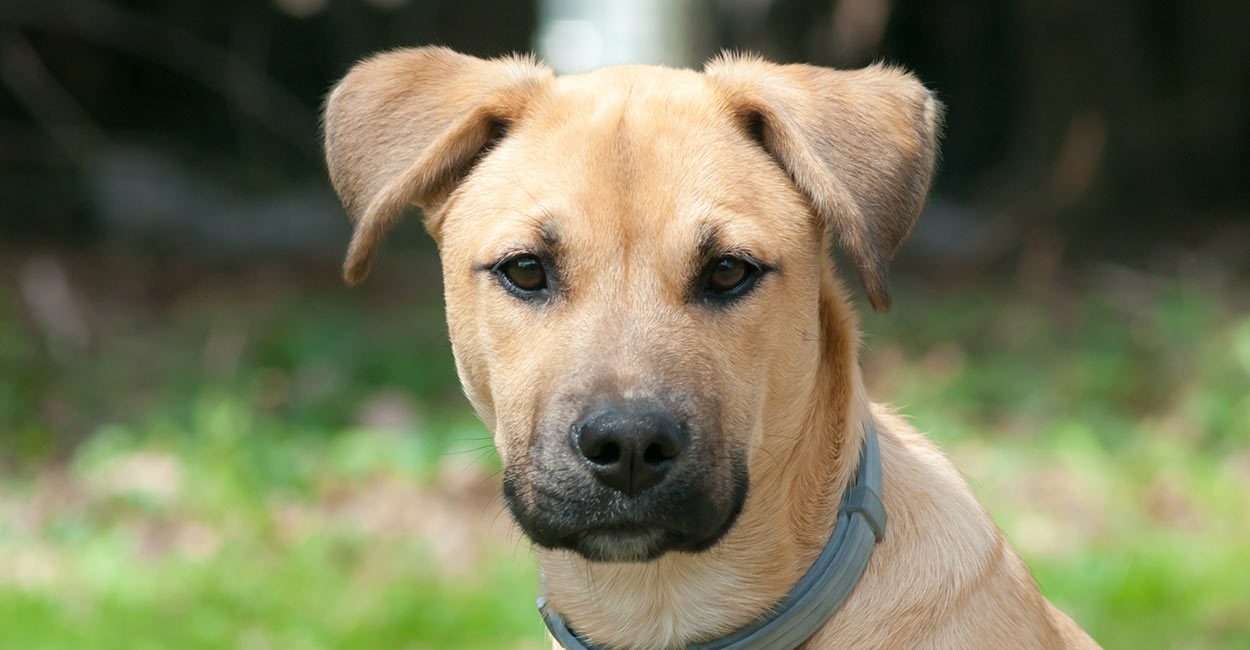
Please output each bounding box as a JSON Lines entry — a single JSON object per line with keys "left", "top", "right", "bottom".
{"left": 2, "top": 256, "right": 1248, "bottom": 648}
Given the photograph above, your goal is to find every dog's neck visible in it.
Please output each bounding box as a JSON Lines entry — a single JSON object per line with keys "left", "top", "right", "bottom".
{"left": 537, "top": 277, "right": 869, "bottom": 649}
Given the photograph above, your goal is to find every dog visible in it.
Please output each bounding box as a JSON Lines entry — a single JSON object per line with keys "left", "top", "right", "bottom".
{"left": 322, "top": 46, "right": 1098, "bottom": 649}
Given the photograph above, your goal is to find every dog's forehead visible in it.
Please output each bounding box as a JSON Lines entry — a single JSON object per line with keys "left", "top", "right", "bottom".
{"left": 447, "top": 65, "right": 807, "bottom": 256}
{"left": 516, "top": 65, "right": 735, "bottom": 162}
{"left": 543, "top": 65, "right": 720, "bottom": 117}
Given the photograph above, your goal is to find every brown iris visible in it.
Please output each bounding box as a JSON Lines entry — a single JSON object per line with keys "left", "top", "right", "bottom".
{"left": 499, "top": 254, "right": 546, "bottom": 292}
{"left": 706, "top": 257, "right": 750, "bottom": 293}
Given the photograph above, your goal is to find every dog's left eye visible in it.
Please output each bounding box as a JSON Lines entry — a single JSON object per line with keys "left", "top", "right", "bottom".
{"left": 700, "top": 256, "right": 761, "bottom": 299}
{"left": 493, "top": 254, "right": 548, "bottom": 295}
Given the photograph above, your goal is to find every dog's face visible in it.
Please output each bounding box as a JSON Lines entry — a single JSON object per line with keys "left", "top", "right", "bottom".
{"left": 438, "top": 70, "right": 822, "bottom": 560}
{"left": 323, "top": 48, "right": 939, "bottom": 562}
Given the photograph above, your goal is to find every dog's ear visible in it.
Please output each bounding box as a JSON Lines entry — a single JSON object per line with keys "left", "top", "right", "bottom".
{"left": 705, "top": 54, "right": 942, "bottom": 311}
{"left": 323, "top": 46, "right": 552, "bottom": 283}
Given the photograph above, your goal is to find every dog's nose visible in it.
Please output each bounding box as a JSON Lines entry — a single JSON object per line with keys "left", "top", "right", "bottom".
{"left": 572, "top": 403, "right": 688, "bottom": 497}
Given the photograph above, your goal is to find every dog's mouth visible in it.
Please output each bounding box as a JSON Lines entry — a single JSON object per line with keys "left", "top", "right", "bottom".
{"left": 502, "top": 459, "right": 749, "bottom": 563}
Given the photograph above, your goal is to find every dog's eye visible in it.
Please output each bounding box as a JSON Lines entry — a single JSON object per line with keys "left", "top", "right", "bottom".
{"left": 495, "top": 254, "right": 548, "bottom": 293}
{"left": 702, "top": 256, "right": 760, "bottom": 298}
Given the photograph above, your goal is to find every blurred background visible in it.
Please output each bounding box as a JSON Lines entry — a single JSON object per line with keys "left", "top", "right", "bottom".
{"left": 1, "top": 1, "right": 1248, "bottom": 648}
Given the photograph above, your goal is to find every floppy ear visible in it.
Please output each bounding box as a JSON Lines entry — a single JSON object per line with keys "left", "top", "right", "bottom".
{"left": 704, "top": 54, "right": 942, "bottom": 311}
{"left": 322, "top": 46, "right": 552, "bottom": 283}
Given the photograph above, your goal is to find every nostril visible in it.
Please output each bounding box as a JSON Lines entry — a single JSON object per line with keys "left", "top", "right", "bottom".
{"left": 643, "top": 442, "right": 672, "bottom": 466}
{"left": 588, "top": 441, "right": 621, "bottom": 465}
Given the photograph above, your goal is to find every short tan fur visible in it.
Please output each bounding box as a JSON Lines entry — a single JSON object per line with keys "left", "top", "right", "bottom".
{"left": 323, "top": 46, "right": 1097, "bottom": 650}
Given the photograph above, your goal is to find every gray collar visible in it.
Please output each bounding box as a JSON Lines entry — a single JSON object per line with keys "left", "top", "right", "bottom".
{"left": 539, "top": 418, "right": 886, "bottom": 650}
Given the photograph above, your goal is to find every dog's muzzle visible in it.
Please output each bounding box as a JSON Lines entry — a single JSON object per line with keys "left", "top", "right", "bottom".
{"left": 503, "top": 399, "right": 749, "bottom": 562}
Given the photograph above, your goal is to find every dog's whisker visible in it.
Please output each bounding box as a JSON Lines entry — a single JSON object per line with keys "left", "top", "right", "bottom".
{"left": 439, "top": 443, "right": 496, "bottom": 457}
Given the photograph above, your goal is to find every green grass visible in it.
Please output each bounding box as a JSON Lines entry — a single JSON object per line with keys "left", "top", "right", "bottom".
{"left": 1, "top": 393, "right": 547, "bottom": 650}
{"left": 2, "top": 262, "right": 1248, "bottom": 648}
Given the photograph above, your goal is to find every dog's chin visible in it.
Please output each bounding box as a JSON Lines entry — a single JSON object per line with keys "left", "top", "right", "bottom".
{"left": 570, "top": 527, "right": 675, "bottom": 562}
{"left": 569, "top": 511, "right": 751, "bottom": 561}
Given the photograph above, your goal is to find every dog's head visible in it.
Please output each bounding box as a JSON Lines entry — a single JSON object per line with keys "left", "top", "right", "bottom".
{"left": 324, "top": 47, "right": 940, "bottom": 562}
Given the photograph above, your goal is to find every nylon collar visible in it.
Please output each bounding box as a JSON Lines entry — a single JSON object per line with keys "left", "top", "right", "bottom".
{"left": 539, "top": 418, "right": 886, "bottom": 650}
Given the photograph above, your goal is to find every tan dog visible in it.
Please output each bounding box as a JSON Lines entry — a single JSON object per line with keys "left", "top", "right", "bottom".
{"left": 322, "top": 46, "right": 1097, "bottom": 649}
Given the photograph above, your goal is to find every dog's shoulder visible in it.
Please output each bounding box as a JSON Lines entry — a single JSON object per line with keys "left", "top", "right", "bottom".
{"left": 872, "top": 407, "right": 1003, "bottom": 596}
{"left": 835, "top": 407, "right": 1088, "bottom": 648}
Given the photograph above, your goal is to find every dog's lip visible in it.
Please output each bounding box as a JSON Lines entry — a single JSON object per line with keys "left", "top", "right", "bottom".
{"left": 567, "top": 522, "right": 685, "bottom": 551}
{"left": 578, "top": 523, "right": 669, "bottom": 537}
{"left": 570, "top": 525, "right": 672, "bottom": 562}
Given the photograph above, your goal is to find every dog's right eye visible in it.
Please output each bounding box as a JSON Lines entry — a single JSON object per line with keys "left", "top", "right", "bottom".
{"left": 493, "top": 254, "right": 548, "bottom": 295}
{"left": 698, "top": 255, "right": 763, "bottom": 303}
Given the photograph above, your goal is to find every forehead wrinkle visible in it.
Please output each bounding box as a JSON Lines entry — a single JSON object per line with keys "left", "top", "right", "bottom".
{"left": 538, "top": 216, "right": 562, "bottom": 252}
{"left": 470, "top": 209, "right": 563, "bottom": 264}
{"left": 696, "top": 222, "right": 723, "bottom": 260}
{"left": 606, "top": 93, "right": 649, "bottom": 261}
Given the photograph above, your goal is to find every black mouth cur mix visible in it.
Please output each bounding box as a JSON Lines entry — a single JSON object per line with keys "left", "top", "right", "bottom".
{"left": 322, "top": 46, "right": 1097, "bottom": 649}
